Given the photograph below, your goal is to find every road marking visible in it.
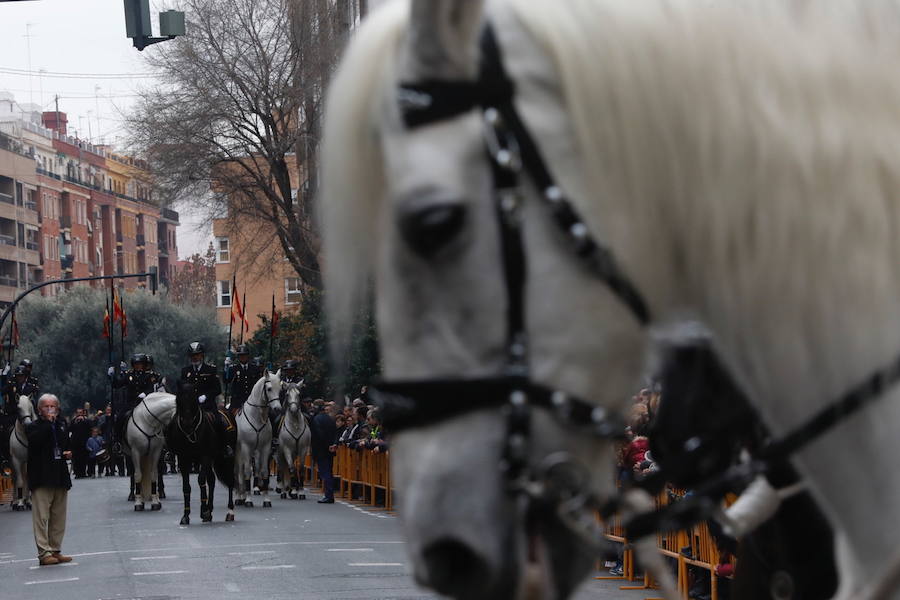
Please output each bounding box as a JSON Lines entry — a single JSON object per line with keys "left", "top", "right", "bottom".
{"left": 133, "top": 570, "right": 189, "bottom": 576}
{"left": 130, "top": 555, "right": 179, "bottom": 560}
{"left": 28, "top": 563, "right": 79, "bottom": 570}
{"left": 0, "top": 542, "right": 406, "bottom": 566}
{"left": 226, "top": 551, "right": 275, "bottom": 556}
{"left": 24, "top": 577, "right": 79, "bottom": 585}
{"left": 240, "top": 565, "right": 295, "bottom": 570}
{"left": 327, "top": 548, "right": 374, "bottom": 552}
{"left": 348, "top": 562, "right": 404, "bottom": 567}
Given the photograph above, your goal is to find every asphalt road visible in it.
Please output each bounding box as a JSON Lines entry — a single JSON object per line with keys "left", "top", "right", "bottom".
{"left": 0, "top": 473, "right": 632, "bottom": 599}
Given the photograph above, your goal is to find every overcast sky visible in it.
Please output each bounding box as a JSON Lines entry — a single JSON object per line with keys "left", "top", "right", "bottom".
{"left": 0, "top": 0, "right": 211, "bottom": 260}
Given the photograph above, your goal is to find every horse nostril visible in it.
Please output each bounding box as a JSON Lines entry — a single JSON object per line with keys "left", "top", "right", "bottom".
{"left": 399, "top": 203, "right": 467, "bottom": 258}
{"left": 421, "top": 538, "right": 490, "bottom": 597}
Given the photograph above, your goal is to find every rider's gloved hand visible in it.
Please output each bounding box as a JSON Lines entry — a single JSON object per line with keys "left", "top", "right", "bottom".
{"left": 224, "top": 357, "right": 233, "bottom": 367}
{"left": 1, "top": 363, "right": 10, "bottom": 377}
{"left": 138, "top": 393, "right": 146, "bottom": 400}
{"left": 198, "top": 395, "right": 207, "bottom": 404}
{"left": 120, "top": 361, "right": 128, "bottom": 372}
{"left": 107, "top": 366, "right": 115, "bottom": 377}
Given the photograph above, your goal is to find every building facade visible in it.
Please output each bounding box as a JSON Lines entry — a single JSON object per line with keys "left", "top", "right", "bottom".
{"left": 0, "top": 92, "right": 179, "bottom": 305}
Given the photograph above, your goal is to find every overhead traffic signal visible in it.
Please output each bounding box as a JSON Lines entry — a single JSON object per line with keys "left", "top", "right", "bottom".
{"left": 123, "top": 0, "right": 185, "bottom": 51}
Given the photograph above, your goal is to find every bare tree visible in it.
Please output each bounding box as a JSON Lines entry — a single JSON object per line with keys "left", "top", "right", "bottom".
{"left": 128, "top": 0, "right": 356, "bottom": 290}
{"left": 167, "top": 248, "right": 216, "bottom": 307}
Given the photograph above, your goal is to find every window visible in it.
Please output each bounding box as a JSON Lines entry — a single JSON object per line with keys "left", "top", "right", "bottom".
{"left": 285, "top": 277, "right": 302, "bottom": 305}
{"left": 217, "top": 280, "right": 232, "bottom": 307}
{"left": 215, "top": 237, "right": 229, "bottom": 263}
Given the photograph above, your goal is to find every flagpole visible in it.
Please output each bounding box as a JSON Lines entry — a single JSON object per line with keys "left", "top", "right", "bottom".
{"left": 239, "top": 291, "right": 248, "bottom": 345}
{"left": 106, "top": 297, "right": 114, "bottom": 414}
{"left": 7, "top": 307, "right": 14, "bottom": 367}
{"left": 119, "top": 288, "right": 125, "bottom": 361}
{"left": 267, "top": 294, "right": 275, "bottom": 370}
{"left": 109, "top": 277, "right": 117, "bottom": 366}
{"left": 227, "top": 274, "right": 235, "bottom": 353}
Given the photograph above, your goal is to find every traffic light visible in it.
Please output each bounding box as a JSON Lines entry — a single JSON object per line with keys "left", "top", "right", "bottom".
{"left": 123, "top": 0, "right": 185, "bottom": 51}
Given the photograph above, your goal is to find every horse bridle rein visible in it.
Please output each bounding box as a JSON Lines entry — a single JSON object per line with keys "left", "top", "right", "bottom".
{"left": 375, "top": 22, "right": 900, "bottom": 544}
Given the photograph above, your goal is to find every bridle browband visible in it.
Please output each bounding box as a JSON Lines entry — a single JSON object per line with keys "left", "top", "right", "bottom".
{"left": 376, "top": 22, "right": 900, "bottom": 546}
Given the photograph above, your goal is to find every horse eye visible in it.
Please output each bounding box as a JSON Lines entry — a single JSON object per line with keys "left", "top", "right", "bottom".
{"left": 398, "top": 202, "right": 467, "bottom": 258}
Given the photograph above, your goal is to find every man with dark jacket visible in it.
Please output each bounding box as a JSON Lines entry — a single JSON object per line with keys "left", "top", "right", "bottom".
{"left": 223, "top": 344, "right": 261, "bottom": 415}
{"left": 26, "top": 393, "right": 73, "bottom": 566}
{"left": 68, "top": 408, "right": 92, "bottom": 479}
{"left": 311, "top": 404, "right": 337, "bottom": 504}
{"left": 181, "top": 342, "right": 222, "bottom": 413}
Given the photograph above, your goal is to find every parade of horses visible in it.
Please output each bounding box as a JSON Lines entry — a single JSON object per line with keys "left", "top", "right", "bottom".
{"left": 2, "top": 0, "right": 900, "bottom": 599}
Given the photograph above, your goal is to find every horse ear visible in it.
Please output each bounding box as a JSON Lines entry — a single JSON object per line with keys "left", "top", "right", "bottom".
{"left": 275, "top": 368, "right": 282, "bottom": 380}
{"left": 404, "top": 0, "right": 486, "bottom": 80}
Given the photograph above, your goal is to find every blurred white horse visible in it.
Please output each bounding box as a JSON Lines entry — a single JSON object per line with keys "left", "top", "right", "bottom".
{"left": 276, "top": 381, "right": 310, "bottom": 500}
{"left": 8, "top": 395, "right": 35, "bottom": 511}
{"left": 234, "top": 371, "right": 282, "bottom": 508}
{"left": 323, "top": 1, "right": 900, "bottom": 599}
{"left": 123, "top": 392, "right": 176, "bottom": 512}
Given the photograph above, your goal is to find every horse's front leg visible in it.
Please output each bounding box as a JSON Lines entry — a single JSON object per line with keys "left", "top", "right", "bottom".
{"left": 200, "top": 459, "right": 213, "bottom": 522}
{"left": 132, "top": 454, "right": 145, "bottom": 511}
{"left": 259, "top": 446, "right": 272, "bottom": 508}
{"left": 296, "top": 449, "right": 307, "bottom": 500}
{"left": 179, "top": 455, "right": 191, "bottom": 525}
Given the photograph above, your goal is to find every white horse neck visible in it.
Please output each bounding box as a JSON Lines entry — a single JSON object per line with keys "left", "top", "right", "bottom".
{"left": 136, "top": 393, "right": 177, "bottom": 432}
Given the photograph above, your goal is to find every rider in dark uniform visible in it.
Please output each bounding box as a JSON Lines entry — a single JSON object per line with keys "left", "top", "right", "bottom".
{"left": 18, "top": 359, "right": 40, "bottom": 406}
{"left": 110, "top": 354, "right": 161, "bottom": 440}
{"left": 180, "top": 342, "right": 222, "bottom": 413}
{"left": 223, "top": 344, "right": 261, "bottom": 416}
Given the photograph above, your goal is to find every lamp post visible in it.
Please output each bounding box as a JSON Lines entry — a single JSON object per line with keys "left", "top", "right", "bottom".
{"left": 123, "top": 0, "right": 186, "bottom": 51}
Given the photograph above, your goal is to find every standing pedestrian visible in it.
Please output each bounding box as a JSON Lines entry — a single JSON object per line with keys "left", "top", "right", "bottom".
{"left": 85, "top": 427, "right": 105, "bottom": 478}
{"left": 311, "top": 404, "right": 337, "bottom": 504}
{"left": 26, "top": 393, "right": 73, "bottom": 566}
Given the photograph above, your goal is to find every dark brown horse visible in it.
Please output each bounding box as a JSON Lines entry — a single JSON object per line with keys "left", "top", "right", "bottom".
{"left": 165, "top": 381, "right": 236, "bottom": 525}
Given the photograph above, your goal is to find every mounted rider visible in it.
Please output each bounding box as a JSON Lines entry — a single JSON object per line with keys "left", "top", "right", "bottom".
{"left": 180, "top": 342, "right": 222, "bottom": 414}
{"left": 110, "top": 353, "right": 162, "bottom": 441}
{"left": 181, "top": 341, "right": 234, "bottom": 457}
{"left": 0, "top": 364, "right": 30, "bottom": 465}
{"left": 18, "top": 358, "right": 40, "bottom": 403}
{"left": 223, "top": 344, "right": 261, "bottom": 416}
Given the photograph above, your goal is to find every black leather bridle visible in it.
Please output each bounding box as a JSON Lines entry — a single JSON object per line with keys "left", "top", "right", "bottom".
{"left": 373, "top": 22, "right": 900, "bottom": 545}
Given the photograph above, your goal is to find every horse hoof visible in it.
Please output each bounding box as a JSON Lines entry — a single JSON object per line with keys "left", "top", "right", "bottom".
{"left": 289, "top": 493, "right": 298, "bottom": 499}
{"left": 135, "top": 504, "right": 145, "bottom": 512}
{"left": 253, "top": 490, "right": 261, "bottom": 496}
{"left": 245, "top": 501, "right": 254, "bottom": 508}
{"left": 275, "top": 487, "right": 282, "bottom": 494}
{"left": 201, "top": 513, "right": 212, "bottom": 522}
{"left": 180, "top": 515, "right": 190, "bottom": 525}
{"left": 298, "top": 494, "right": 306, "bottom": 500}
{"left": 235, "top": 499, "right": 245, "bottom": 506}
{"left": 263, "top": 500, "right": 272, "bottom": 508}
{"left": 12, "top": 504, "right": 19, "bottom": 511}
{"left": 280, "top": 492, "right": 287, "bottom": 499}
{"left": 151, "top": 503, "right": 162, "bottom": 511}
{"left": 225, "top": 513, "right": 235, "bottom": 522}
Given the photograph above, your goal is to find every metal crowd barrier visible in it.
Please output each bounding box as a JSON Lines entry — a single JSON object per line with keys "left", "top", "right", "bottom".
{"left": 300, "top": 446, "right": 395, "bottom": 511}
{"left": 599, "top": 488, "right": 736, "bottom": 600}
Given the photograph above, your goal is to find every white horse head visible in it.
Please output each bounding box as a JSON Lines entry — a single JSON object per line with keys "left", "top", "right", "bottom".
{"left": 16, "top": 395, "right": 36, "bottom": 424}
{"left": 324, "top": 2, "right": 900, "bottom": 599}
{"left": 284, "top": 381, "right": 303, "bottom": 415}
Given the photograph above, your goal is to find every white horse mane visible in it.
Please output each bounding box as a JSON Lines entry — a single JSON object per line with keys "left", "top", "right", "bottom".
{"left": 323, "top": 0, "right": 900, "bottom": 365}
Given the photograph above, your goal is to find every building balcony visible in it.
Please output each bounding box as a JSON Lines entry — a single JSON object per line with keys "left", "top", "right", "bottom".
{"left": 0, "top": 192, "right": 13, "bottom": 206}
{"left": 36, "top": 167, "right": 61, "bottom": 181}
{"left": 60, "top": 255, "right": 74, "bottom": 270}
{"left": 0, "top": 244, "right": 39, "bottom": 265}
{"left": 60, "top": 215, "right": 72, "bottom": 230}
{"left": 0, "top": 275, "right": 16, "bottom": 288}
{"left": 161, "top": 207, "right": 179, "bottom": 224}
{"left": 158, "top": 241, "right": 169, "bottom": 257}
{"left": 0, "top": 234, "right": 14, "bottom": 247}
{"left": 136, "top": 234, "right": 145, "bottom": 247}
{"left": 115, "top": 231, "right": 123, "bottom": 243}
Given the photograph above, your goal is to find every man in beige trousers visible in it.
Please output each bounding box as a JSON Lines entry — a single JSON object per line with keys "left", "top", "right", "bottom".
{"left": 25, "top": 393, "right": 73, "bottom": 566}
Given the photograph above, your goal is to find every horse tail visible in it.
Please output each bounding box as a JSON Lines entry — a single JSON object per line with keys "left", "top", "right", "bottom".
{"left": 213, "top": 456, "right": 235, "bottom": 489}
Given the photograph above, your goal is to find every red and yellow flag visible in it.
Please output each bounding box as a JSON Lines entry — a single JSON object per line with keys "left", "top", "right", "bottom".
{"left": 102, "top": 308, "right": 111, "bottom": 339}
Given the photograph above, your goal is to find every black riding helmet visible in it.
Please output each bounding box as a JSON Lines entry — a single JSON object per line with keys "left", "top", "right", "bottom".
{"left": 235, "top": 344, "right": 250, "bottom": 356}
{"left": 187, "top": 341, "right": 205, "bottom": 355}
{"left": 281, "top": 359, "right": 299, "bottom": 372}
{"left": 131, "top": 353, "right": 150, "bottom": 366}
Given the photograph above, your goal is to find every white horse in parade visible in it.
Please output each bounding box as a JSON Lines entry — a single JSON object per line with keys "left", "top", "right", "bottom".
{"left": 322, "top": 1, "right": 900, "bottom": 599}
{"left": 276, "top": 381, "right": 310, "bottom": 500}
{"left": 8, "top": 395, "right": 35, "bottom": 511}
{"left": 234, "top": 370, "right": 282, "bottom": 508}
{"left": 123, "top": 392, "right": 176, "bottom": 512}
